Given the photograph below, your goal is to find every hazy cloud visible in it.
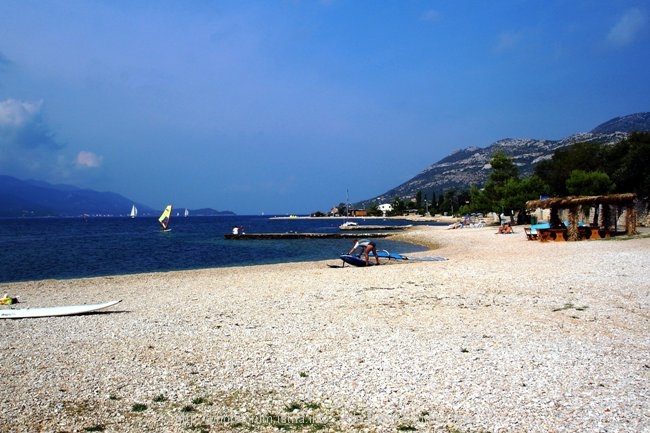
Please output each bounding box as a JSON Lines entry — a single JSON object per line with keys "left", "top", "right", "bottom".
{"left": 607, "top": 8, "right": 646, "bottom": 47}
{"left": 0, "top": 99, "right": 61, "bottom": 150}
{"left": 421, "top": 9, "right": 441, "bottom": 23}
{"left": 494, "top": 31, "right": 522, "bottom": 52}
{"left": 75, "top": 151, "right": 103, "bottom": 168}
{"left": 0, "top": 98, "right": 101, "bottom": 181}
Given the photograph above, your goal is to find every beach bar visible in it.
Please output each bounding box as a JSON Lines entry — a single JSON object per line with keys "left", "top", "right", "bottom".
{"left": 526, "top": 193, "right": 638, "bottom": 241}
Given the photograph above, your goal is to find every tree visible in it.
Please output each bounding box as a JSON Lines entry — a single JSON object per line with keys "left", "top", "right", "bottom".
{"left": 606, "top": 132, "right": 650, "bottom": 202}
{"left": 477, "top": 152, "right": 549, "bottom": 223}
{"left": 565, "top": 170, "right": 613, "bottom": 196}
{"left": 468, "top": 184, "right": 491, "bottom": 214}
{"left": 502, "top": 176, "right": 549, "bottom": 224}
{"left": 391, "top": 196, "right": 405, "bottom": 215}
{"left": 366, "top": 203, "right": 382, "bottom": 217}
{"left": 488, "top": 150, "right": 519, "bottom": 186}
{"left": 415, "top": 190, "right": 423, "bottom": 210}
{"left": 534, "top": 142, "right": 608, "bottom": 196}
{"left": 439, "top": 189, "right": 457, "bottom": 215}
{"left": 481, "top": 151, "right": 520, "bottom": 216}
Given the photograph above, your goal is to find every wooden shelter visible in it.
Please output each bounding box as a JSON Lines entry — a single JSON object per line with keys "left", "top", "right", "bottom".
{"left": 526, "top": 193, "right": 638, "bottom": 241}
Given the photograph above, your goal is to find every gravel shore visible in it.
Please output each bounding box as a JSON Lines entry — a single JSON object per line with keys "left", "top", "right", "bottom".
{"left": 1, "top": 225, "right": 649, "bottom": 432}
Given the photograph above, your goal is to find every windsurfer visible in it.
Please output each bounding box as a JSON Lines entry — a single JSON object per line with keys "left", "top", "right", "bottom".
{"left": 348, "top": 239, "right": 380, "bottom": 266}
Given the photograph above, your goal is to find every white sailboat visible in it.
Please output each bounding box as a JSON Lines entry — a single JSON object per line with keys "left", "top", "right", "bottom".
{"left": 184, "top": 208, "right": 189, "bottom": 217}
{"left": 130, "top": 204, "right": 138, "bottom": 218}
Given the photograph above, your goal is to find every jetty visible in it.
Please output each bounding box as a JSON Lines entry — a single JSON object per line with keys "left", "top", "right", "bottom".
{"left": 338, "top": 224, "right": 412, "bottom": 231}
{"left": 224, "top": 232, "right": 392, "bottom": 240}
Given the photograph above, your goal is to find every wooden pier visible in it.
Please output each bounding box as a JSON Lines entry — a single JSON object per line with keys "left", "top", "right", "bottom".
{"left": 338, "top": 224, "right": 412, "bottom": 231}
{"left": 224, "top": 232, "right": 392, "bottom": 240}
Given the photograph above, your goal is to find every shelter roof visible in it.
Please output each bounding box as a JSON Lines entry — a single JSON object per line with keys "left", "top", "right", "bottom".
{"left": 526, "top": 193, "right": 636, "bottom": 209}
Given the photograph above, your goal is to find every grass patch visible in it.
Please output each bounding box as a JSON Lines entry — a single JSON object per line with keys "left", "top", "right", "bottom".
{"left": 186, "top": 423, "right": 210, "bottom": 433}
{"left": 299, "top": 371, "right": 308, "bottom": 377}
{"left": 397, "top": 422, "right": 417, "bottom": 431}
{"left": 553, "top": 303, "right": 588, "bottom": 312}
{"left": 284, "top": 401, "right": 302, "bottom": 412}
{"left": 192, "top": 396, "right": 208, "bottom": 405}
{"left": 83, "top": 425, "right": 105, "bottom": 432}
{"left": 131, "top": 403, "right": 147, "bottom": 412}
{"left": 181, "top": 405, "right": 196, "bottom": 412}
{"left": 152, "top": 394, "right": 168, "bottom": 403}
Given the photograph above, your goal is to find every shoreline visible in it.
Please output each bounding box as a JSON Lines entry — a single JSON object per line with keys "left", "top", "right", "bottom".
{"left": 1, "top": 225, "right": 649, "bottom": 432}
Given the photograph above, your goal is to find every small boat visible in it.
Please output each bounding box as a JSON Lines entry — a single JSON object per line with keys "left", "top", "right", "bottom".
{"left": 184, "top": 208, "right": 189, "bottom": 217}
{"left": 159, "top": 204, "right": 173, "bottom": 231}
{"left": 130, "top": 204, "right": 138, "bottom": 219}
{"left": 339, "top": 221, "right": 359, "bottom": 229}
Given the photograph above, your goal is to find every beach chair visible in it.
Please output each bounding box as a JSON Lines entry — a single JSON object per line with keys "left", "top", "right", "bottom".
{"left": 524, "top": 227, "right": 537, "bottom": 240}
{"left": 529, "top": 223, "right": 550, "bottom": 241}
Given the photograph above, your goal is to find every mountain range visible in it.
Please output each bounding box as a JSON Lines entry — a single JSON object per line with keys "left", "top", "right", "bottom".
{"left": 0, "top": 175, "right": 233, "bottom": 218}
{"left": 361, "top": 112, "right": 650, "bottom": 207}
{"left": 1, "top": 112, "right": 648, "bottom": 217}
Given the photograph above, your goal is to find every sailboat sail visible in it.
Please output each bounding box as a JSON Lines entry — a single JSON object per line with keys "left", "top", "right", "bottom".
{"left": 158, "top": 205, "right": 173, "bottom": 231}
{"left": 184, "top": 208, "right": 189, "bottom": 217}
{"left": 130, "top": 205, "right": 138, "bottom": 218}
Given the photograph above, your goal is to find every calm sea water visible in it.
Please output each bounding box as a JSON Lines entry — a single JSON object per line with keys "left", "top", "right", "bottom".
{"left": 0, "top": 215, "right": 436, "bottom": 283}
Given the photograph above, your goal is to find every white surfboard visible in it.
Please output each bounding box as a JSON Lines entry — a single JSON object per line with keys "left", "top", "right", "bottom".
{"left": 0, "top": 300, "right": 122, "bottom": 319}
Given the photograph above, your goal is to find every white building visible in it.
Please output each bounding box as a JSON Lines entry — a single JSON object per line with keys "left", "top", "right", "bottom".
{"left": 378, "top": 203, "right": 393, "bottom": 216}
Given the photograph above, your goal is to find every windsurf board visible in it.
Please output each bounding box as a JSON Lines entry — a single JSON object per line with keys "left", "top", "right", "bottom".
{"left": 340, "top": 254, "right": 373, "bottom": 267}
{"left": 0, "top": 300, "right": 122, "bottom": 319}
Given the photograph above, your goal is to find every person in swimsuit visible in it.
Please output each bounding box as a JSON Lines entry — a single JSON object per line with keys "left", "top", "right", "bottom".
{"left": 348, "top": 238, "right": 380, "bottom": 266}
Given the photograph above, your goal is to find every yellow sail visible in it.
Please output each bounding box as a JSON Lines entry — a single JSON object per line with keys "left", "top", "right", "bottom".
{"left": 158, "top": 204, "right": 173, "bottom": 230}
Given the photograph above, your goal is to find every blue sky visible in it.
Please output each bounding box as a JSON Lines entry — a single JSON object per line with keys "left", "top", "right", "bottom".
{"left": 0, "top": 1, "right": 648, "bottom": 215}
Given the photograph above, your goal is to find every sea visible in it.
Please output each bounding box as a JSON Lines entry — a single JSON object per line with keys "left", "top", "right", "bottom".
{"left": 0, "top": 215, "right": 439, "bottom": 283}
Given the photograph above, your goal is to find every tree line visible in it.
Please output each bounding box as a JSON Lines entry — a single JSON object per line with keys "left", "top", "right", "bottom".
{"left": 369, "top": 132, "right": 650, "bottom": 221}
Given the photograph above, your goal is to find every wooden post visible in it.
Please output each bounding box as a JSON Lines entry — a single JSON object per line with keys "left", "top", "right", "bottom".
{"left": 625, "top": 204, "right": 638, "bottom": 235}
{"left": 567, "top": 206, "right": 579, "bottom": 241}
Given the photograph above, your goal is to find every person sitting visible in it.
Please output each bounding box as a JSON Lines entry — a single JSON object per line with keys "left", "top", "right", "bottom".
{"left": 496, "top": 223, "right": 512, "bottom": 234}
{"left": 348, "top": 238, "right": 380, "bottom": 266}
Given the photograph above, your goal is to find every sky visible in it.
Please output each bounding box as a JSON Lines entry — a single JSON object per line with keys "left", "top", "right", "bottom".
{"left": 0, "top": 1, "right": 648, "bottom": 215}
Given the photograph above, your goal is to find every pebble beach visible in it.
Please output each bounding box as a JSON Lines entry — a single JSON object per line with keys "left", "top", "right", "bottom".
{"left": 1, "top": 224, "right": 649, "bottom": 433}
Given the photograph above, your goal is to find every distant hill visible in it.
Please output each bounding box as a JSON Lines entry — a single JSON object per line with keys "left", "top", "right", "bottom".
{"left": 360, "top": 112, "right": 650, "bottom": 207}
{"left": 0, "top": 175, "right": 235, "bottom": 217}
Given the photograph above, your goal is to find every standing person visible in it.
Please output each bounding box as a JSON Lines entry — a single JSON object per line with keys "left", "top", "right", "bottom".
{"left": 348, "top": 238, "right": 380, "bottom": 266}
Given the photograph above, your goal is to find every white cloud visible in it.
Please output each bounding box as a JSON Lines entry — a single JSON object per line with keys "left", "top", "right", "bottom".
{"left": 0, "top": 98, "right": 102, "bottom": 181}
{"left": 607, "top": 8, "right": 646, "bottom": 47}
{"left": 0, "top": 99, "right": 43, "bottom": 128}
{"left": 75, "top": 151, "right": 103, "bottom": 168}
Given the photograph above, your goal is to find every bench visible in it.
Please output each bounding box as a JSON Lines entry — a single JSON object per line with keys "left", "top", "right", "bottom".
{"left": 549, "top": 228, "right": 567, "bottom": 241}
{"left": 536, "top": 228, "right": 552, "bottom": 242}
